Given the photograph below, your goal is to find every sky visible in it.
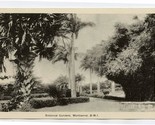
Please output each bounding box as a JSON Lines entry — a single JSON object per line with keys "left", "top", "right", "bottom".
{"left": 1, "top": 14, "right": 146, "bottom": 85}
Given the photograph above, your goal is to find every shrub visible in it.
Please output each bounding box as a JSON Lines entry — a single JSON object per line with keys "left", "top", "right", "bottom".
{"left": 45, "top": 84, "right": 70, "bottom": 98}
{"left": 31, "top": 93, "right": 49, "bottom": 98}
{"left": 58, "top": 98, "right": 68, "bottom": 105}
{"left": 44, "top": 84, "right": 59, "bottom": 98}
{"left": 30, "top": 98, "right": 57, "bottom": 109}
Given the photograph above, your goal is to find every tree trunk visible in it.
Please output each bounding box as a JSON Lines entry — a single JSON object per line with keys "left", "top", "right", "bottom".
{"left": 7, "top": 52, "right": 36, "bottom": 111}
{"left": 90, "top": 69, "right": 92, "bottom": 94}
{"left": 111, "top": 81, "right": 115, "bottom": 94}
{"left": 79, "top": 83, "right": 82, "bottom": 95}
{"left": 70, "top": 31, "right": 76, "bottom": 97}
{"left": 77, "top": 82, "right": 80, "bottom": 93}
{"left": 67, "top": 63, "right": 71, "bottom": 89}
{"left": 97, "top": 77, "right": 100, "bottom": 95}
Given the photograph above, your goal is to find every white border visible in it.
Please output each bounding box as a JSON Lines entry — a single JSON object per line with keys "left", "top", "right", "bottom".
{"left": 0, "top": 1, "right": 155, "bottom": 125}
{"left": 0, "top": 0, "right": 155, "bottom": 8}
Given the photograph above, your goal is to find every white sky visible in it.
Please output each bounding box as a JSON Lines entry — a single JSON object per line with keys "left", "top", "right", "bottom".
{"left": 1, "top": 14, "right": 146, "bottom": 85}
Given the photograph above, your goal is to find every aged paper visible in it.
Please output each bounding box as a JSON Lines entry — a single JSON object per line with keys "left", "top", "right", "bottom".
{"left": 0, "top": 8, "right": 154, "bottom": 119}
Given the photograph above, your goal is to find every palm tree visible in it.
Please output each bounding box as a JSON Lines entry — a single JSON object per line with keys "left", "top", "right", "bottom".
{"left": 0, "top": 14, "right": 69, "bottom": 111}
{"left": 81, "top": 43, "right": 105, "bottom": 95}
{"left": 80, "top": 50, "right": 95, "bottom": 94}
{"left": 69, "top": 14, "right": 95, "bottom": 97}
{"left": 52, "top": 14, "right": 94, "bottom": 97}
{"left": 52, "top": 41, "right": 78, "bottom": 89}
{"left": 75, "top": 73, "right": 85, "bottom": 94}
{"left": 93, "top": 42, "right": 116, "bottom": 95}
{"left": 93, "top": 44, "right": 104, "bottom": 95}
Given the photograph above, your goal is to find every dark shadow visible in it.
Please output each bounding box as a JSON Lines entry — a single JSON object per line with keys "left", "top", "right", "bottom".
{"left": 104, "top": 95, "right": 125, "bottom": 101}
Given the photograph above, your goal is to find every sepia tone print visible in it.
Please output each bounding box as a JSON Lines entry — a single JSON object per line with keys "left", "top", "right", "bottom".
{"left": 0, "top": 11, "right": 154, "bottom": 115}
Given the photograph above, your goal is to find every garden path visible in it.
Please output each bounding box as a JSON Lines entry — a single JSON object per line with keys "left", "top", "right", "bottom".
{"left": 36, "top": 97, "right": 121, "bottom": 112}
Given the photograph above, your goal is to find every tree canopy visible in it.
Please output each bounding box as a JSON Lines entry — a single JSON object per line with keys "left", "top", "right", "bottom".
{"left": 81, "top": 15, "right": 155, "bottom": 101}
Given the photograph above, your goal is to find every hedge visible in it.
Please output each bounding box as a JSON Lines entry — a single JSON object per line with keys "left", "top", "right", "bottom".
{"left": 0, "top": 97, "right": 90, "bottom": 110}
{"left": 30, "top": 98, "right": 57, "bottom": 109}
{"left": 31, "top": 93, "right": 49, "bottom": 98}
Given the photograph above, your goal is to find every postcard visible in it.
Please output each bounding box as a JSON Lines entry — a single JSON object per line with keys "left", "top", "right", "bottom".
{"left": 0, "top": 8, "right": 154, "bottom": 119}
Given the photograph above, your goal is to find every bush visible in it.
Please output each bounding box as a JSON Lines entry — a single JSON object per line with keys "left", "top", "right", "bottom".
{"left": 30, "top": 98, "right": 57, "bottom": 109}
{"left": 45, "top": 84, "right": 59, "bottom": 98}
{"left": 58, "top": 98, "right": 68, "bottom": 105}
{"left": 31, "top": 93, "right": 49, "bottom": 98}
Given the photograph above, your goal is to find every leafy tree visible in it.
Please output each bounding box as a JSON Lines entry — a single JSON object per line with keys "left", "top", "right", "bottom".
{"left": 0, "top": 14, "right": 69, "bottom": 110}
{"left": 53, "top": 75, "right": 69, "bottom": 86}
{"left": 94, "top": 15, "right": 155, "bottom": 101}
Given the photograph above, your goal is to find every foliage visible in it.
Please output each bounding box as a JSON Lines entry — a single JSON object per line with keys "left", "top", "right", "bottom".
{"left": 17, "top": 102, "right": 32, "bottom": 112}
{"left": 66, "top": 14, "right": 95, "bottom": 38}
{"left": 31, "top": 82, "right": 46, "bottom": 94}
{"left": 44, "top": 74, "right": 85, "bottom": 98}
{"left": 31, "top": 93, "right": 49, "bottom": 98}
{"left": 44, "top": 84, "right": 60, "bottom": 98}
{"left": 84, "top": 15, "right": 155, "bottom": 101}
{"left": 44, "top": 75, "right": 68, "bottom": 98}
{"left": 30, "top": 97, "right": 89, "bottom": 109}
{"left": 0, "top": 13, "right": 70, "bottom": 110}
{"left": 53, "top": 75, "right": 69, "bottom": 86}
{"left": 0, "top": 84, "right": 15, "bottom": 100}
{"left": 75, "top": 73, "right": 85, "bottom": 83}
{"left": 82, "top": 80, "right": 111, "bottom": 94}
{"left": 30, "top": 98, "right": 57, "bottom": 109}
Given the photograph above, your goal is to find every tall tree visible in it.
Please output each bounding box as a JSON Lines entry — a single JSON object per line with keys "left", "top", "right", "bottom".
{"left": 80, "top": 50, "right": 95, "bottom": 94}
{"left": 52, "top": 41, "right": 79, "bottom": 89}
{"left": 54, "top": 14, "right": 94, "bottom": 97}
{"left": 81, "top": 42, "right": 106, "bottom": 94}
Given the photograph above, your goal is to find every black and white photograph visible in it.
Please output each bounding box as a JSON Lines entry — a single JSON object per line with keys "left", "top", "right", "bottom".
{"left": 0, "top": 9, "right": 154, "bottom": 118}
